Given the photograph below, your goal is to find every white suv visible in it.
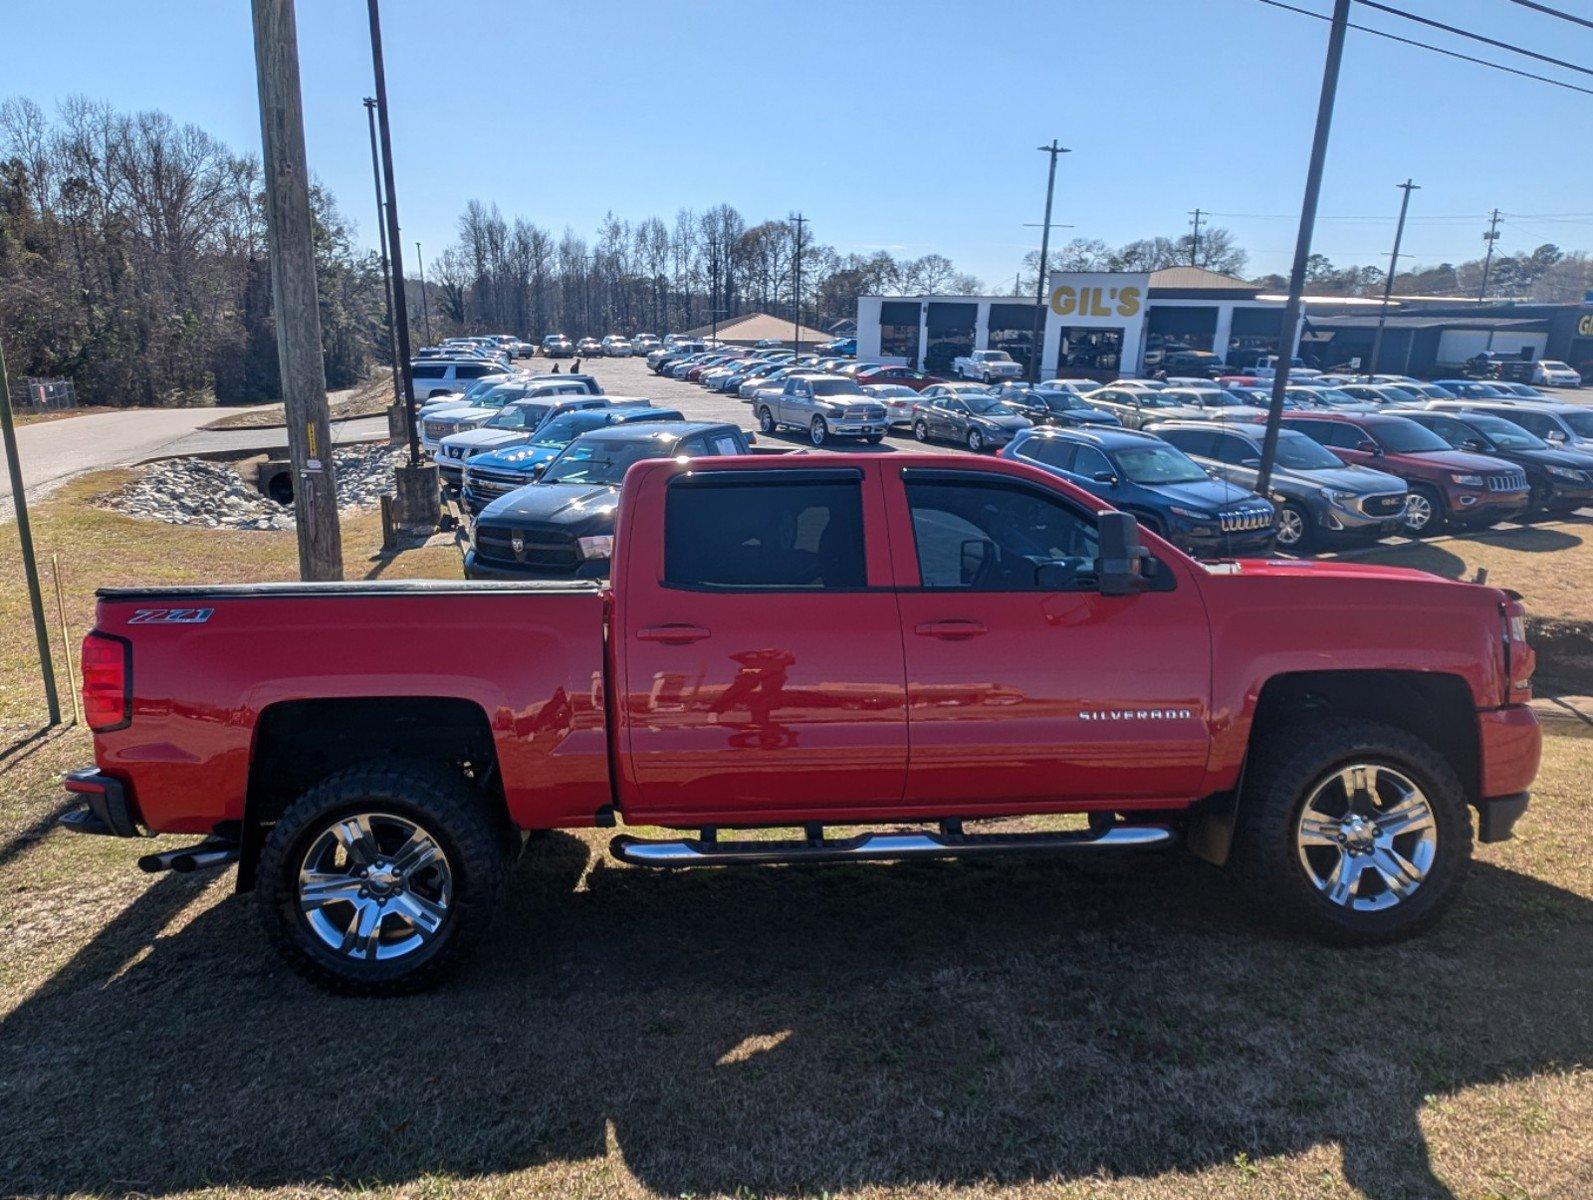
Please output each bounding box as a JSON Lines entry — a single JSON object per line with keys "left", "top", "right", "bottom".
{"left": 407, "top": 359, "right": 503, "bottom": 399}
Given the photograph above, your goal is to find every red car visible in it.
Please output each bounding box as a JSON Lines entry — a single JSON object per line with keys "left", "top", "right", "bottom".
{"left": 851, "top": 365, "right": 944, "bottom": 392}
{"left": 65, "top": 454, "right": 1539, "bottom": 992}
{"left": 1280, "top": 412, "right": 1530, "bottom": 534}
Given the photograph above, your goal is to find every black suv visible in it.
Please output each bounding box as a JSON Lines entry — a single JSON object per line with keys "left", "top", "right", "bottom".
{"left": 1392, "top": 408, "right": 1593, "bottom": 517}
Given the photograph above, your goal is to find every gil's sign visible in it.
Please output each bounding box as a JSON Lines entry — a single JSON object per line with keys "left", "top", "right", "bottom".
{"left": 1048, "top": 272, "right": 1149, "bottom": 324}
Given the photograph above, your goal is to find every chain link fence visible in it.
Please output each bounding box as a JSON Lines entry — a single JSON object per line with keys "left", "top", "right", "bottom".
{"left": 9, "top": 377, "right": 78, "bottom": 414}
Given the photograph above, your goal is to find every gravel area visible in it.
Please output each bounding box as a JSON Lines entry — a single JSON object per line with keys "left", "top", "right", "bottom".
{"left": 100, "top": 444, "right": 401, "bottom": 530}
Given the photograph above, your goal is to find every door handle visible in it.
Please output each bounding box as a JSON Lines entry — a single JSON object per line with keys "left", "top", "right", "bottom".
{"left": 914, "top": 620, "right": 988, "bottom": 640}
{"left": 636, "top": 624, "right": 710, "bottom": 645}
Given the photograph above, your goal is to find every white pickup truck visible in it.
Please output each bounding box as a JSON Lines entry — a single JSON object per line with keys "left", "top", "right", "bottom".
{"left": 1248, "top": 355, "right": 1322, "bottom": 381}
{"left": 954, "top": 349, "right": 1025, "bottom": 383}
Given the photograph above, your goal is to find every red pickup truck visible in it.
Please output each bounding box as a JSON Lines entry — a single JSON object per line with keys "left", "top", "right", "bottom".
{"left": 63, "top": 454, "right": 1542, "bottom": 993}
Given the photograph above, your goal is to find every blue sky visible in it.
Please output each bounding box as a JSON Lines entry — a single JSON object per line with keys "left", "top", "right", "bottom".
{"left": 6, "top": 0, "right": 1591, "bottom": 285}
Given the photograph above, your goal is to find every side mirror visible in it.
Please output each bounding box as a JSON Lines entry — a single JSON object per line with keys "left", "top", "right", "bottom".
{"left": 1092, "top": 470, "right": 1118, "bottom": 485}
{"left": 1356, "top": 439, "right": 1382, "bottom": 455}
{"left": 1460, "top": 439, "right": 1485, "bottom": 452}
{"left": 1546, "top": 430, "right": 1567, "bottom": 443}
{"left": 960, "top": 538, "right": 994, "bottom": 586}
{"left": 530, "top": 461, "right": 548, "bottom": 478}
{"left": 1095, "top": 512, "right": 1149, "bottom": 597}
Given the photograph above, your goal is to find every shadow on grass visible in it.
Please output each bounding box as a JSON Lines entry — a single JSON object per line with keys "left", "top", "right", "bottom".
{"left": 1, "top": 836, "right": 1586, "bottom": 1199}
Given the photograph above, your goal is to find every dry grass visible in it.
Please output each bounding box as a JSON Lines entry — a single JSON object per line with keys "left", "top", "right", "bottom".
{"left": 0, "top": 473, "right": 1588, "bottom": 1200}
{"left": 9, "top": 405, "right": 121, "bottom": 428}
{"left": 202, "top": 371, "right": 397, "bottom": 430}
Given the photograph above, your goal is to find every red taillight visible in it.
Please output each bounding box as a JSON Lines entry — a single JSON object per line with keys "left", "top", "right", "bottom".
{"left": 81, "top": 632, "right": 131, "bottom": 732}
{"left": 1502, "top": 599, "right": 1534, "bottom": 703}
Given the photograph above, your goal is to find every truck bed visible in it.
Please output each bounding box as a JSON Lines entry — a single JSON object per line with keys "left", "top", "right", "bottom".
{"left": 90, "top": 579, "right": 614, "bottom": 835}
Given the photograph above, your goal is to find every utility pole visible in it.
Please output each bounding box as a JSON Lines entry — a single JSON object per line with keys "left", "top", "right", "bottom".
{"left": 251, "top": 0, "right": 343, "bottom": 580}
{"left": 1188, "top": 208, "right": 1204, "bottom": 267}
{"left": 709, "top": 249, "right": 720, "bottom": 343}
{"left": 1028, "top": 140, "right": 1070, "bottom": 383}
{"left": 367, "top": 0, "right": 432, "bottom": 535}
{"left": 415, "top": 242, "right": 434, "bottom": 343}
{"left": 790, "top": 212, "right": 808, "bottom": 356}
{"left": 1478, "top": 208, "right": 1502, "bottom": 300}
{"left": 1368, "top": 179, "right": 1419, "bottom": 376}
{"left": 0, "top": 339, "right": 61, "bottom": 725}
{"left": 362, "top": 98, "right": 403, "bottom": 431}
{"left": 1256, "top": 0, "right": 1350, "bottom": 498}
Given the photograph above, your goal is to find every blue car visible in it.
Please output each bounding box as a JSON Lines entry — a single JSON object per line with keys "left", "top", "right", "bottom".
{"left": 459, "top": 404, "right": 683, "bottom": 515}
{"left": 999, "top": 426, "right": 1276, "bottom": 558}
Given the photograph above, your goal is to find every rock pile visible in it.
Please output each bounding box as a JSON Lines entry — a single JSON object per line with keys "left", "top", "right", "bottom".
{"left": 103, "top": 444, "right": 401, "bottom": 530}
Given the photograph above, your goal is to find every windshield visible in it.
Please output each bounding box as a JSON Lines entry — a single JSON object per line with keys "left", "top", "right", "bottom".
{"left": 1116, "top": 444, "right": 1209, "bottom": 484}
{"left": 966, "top": 396, "right": 1014, "bottom": 415}
{"left": 812, "top": 379, "right": 866, "bottom": 396}
{"left": 868, "top": 385, "right": 917, "bottom": 398}
{"left": 1311, "top": 388, "right": 1364, "bottom": 407}
{"left": 1031, "top": 390, "right": 1086, "bottom": 410}
{"left": 1192, "top": 390, "right": 1248, "bottom": 407}
{"left": 1461, "top": 414, "right": 1549, "bottom": 449}
{"left": 530, "top": 410, "right": 612, "bottom": 446}
{"left": 1375, "top": 418, "right": 1451, "bottom": 454}
{"left": 486, "top": 402, "right": 552, "bottom": 430}
{"left": 542, "top": 437, "right": 672, "bottom": 485}
{"left": 1135, "top": 393, "right": 1180, "bottom": 409}
{"left": 1274, "top": 429, "right": 1345, "bottom": 470}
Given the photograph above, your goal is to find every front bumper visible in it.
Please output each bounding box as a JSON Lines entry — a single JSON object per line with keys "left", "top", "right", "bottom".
{"left": 1175, "top": 528, "right": 1277, "bottom": 558}
{"left": 1446, "top": 486, "right": 1530, "bottom": 521}
{"left": 1543, "top": 480, "right": 1593, "bottom": 510}
{"left": 464, "top": 548, "right": 610, "bottom": 581}
{"left": 60, "top": 769, "right": 142, "bottom": 837}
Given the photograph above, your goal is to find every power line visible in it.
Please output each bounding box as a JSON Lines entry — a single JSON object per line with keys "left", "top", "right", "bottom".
{"left": 1502, "top": 0, "right": 1593, "bottom": 33}
{"left": 1249, "top": 0, "right": 1593, "bottom": 96}
{"left": 1356, "top": 0, "right": 1593, "bottom": 78}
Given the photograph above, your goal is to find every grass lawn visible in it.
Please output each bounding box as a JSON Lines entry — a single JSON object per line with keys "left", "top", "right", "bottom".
{"left": 0, "top": 472, "right": 1588, "bottom": 1200}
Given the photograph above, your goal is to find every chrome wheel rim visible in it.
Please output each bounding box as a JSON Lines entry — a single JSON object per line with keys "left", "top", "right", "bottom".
{"left": 758, "top": 409, "right": 774, "bottom": 433}
{"left": 811, "top": 419, "right": 826, "bottom": 445}
{"left": 1403, "top": 493, "right": 1433, "bottom": 531}
{"left": 1276, "top": 507, "right": 1305, "bottom": 546}
{"left": 298, "top": 813, "right": 453, "bottom": 962}
{"left": 968, "top": 430, "right": 983, "bottom": 451}
{"left": 1296, "top": 763, "right": 1437, "bottom": 912}
{"left": 915, "top": 422, "right": 928, "bottom": 441}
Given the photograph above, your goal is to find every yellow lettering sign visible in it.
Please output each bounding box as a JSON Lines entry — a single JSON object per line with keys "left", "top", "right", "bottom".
{"left": 1578, "top": 313, "right": 1593, "bottom": 337}
{"left": 1049, "top": 282, "right": 1143, "bottom": 319}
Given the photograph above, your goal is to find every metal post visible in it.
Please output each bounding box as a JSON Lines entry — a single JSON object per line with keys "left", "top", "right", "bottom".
{"left": 51, "top": 553, "right": 82, "bottom": 724}
{"left": 1369, "top": 179, "right": 1418, "bottom": 377}
{"left": 1188, "top": 207, "right": 1204, "bottom": 267}
{"left": 363, "top": 98, "right": 401, "bottom": 406}
{"left": 366, "top": 0, "right": 421, "bottom": 472}
{"left": 251, "top": 0, "right": 344, "bottom": 581}
{"left": 0, "top": 340, "right": 61, "bottom": 724}
{"left": 1028, "top": 140, "right": 1070, "bottom": 382}
{"left": 1256, "top": 0, "right": 1351, "bottom": 498}
{"left": 415, "top": 242, "right": 433, "bottom": 344}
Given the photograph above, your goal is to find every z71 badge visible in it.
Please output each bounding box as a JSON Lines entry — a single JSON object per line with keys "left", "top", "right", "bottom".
{"left": 128, "top": 607, "right": 214, "bottom": 625}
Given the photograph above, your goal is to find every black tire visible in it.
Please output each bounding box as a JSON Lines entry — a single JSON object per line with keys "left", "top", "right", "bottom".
{"left": 256, "top": 761, "right": 510, "bottom": 995}
{"left": 757, "top": 407, "right": 776, "bottom": 435}
{"left": 810, "top": 417, "right": 829, "bottom": 446}
{"left": 862, "top": 434, "right": 884, "bottom": 444}
{"left": 914, "top": 419, "right": 930, "bottom": 443}
{"left": 1227, "top": 719, "right": 1471, "bottom": 945}
{"left": 1275, "top": 501, "right": 1315, "bottom": 554}
{"left": 966, "top": 428, "right": 985, "bottom": 453}
{"left": 1402, "top": 484, "right": 1445, "bottom": 536}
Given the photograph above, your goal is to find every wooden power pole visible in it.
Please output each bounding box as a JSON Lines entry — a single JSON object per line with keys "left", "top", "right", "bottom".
{"left": 251, "top": 0, "right": 343, "bottom": 580}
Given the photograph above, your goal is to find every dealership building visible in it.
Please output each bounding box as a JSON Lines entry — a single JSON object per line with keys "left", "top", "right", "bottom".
{"left": 856, "top": 268, "right": 1593, "bottom": 380}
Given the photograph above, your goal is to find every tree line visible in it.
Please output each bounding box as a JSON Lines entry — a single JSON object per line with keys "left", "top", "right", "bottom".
{"left": 0, "top": 96, "right": 380, "bottom": 408}
{"left": 428, "top": 200, "right": 984, "bottom": 342}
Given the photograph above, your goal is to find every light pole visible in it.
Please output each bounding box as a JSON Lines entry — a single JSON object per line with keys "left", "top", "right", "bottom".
{"left": 1028, "top": 140, "right": 1070, "bottom": 383}
{"left": 415, "top": 241, "right": 433, "bottom": 343}
{"left": 790, "top": 212, "right": 808, "bottom": 356}
{"left": 1369, "top": 179, "right": 1419, "bottom": 376}
{"left": 362, "top": 98, "right": 401, "bottom": 411}
{"left": 1256, "top": 0, "right": 1350, "bottom": 498}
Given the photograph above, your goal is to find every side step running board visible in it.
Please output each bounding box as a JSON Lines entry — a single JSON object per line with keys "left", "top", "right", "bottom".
{"left": 138, "top": 839, "right": 240, "bottom": 874}
{"left": 611, "top": 822, "right": 1175, "bottom": 868}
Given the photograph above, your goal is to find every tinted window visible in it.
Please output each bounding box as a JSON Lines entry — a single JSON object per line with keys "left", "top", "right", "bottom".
{"left": 1414, "top": 413, "right": 1481, "bottom": 447}
{"left": 1373, "top": 418, "right": 1450, "bottom": 454}
{"left": 1162, "top": 428, "right": 1219, "bottom": 458}
{"left": 1212, "top": 434, "right": 1257, "bottom": 466}
{"left": 1494, "top": 410, "right": 1557, "bottom": 440}
{"left": 1273, "top": 429, "right": 1344, "bottom": 470}
{"left": 1015, "top": 437, "right": 1075, "bottom": 470}
{"left": 708, "top": 431, "right": 745, "bottom": 455}
{"left": 459, "top": 364, "right": 490, "bottom": 379}
{"left": 905, "top": 478, "right": 1099, "bottom": 591}
{"left": 543, "top": 436, "right": 678, "bottom": 485}
{"left": 1071, "top": 445, "right": 1113, "bottom": 479}
{"left": 812, "top": 379, "right": 865, "bottom": 396}
{"left": 411, "top": 364, "right": 445, "bottom": 379}
{"left": 487, "top": 403, "right": 551, "bottom": 430}
{"left": 665, "top": 478, "right": 866, "bottom": 590}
